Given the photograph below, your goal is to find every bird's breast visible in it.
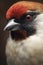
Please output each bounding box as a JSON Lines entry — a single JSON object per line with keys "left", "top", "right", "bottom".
{"left": 6, "top": 35, "right": 43, "bottom": 65}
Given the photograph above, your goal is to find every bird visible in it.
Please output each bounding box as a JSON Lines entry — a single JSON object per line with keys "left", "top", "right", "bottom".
{"left": 4, "top": 1, "right": 43, "bottom": 65}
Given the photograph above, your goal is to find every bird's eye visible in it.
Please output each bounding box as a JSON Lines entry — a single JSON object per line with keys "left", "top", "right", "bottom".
{"left": 25, "top": 15, "right": 32, "bottom": 22}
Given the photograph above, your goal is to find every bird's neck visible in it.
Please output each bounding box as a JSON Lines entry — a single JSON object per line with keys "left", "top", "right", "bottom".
{"left": 36, "top": 21, "right": 43, "bottom": 38}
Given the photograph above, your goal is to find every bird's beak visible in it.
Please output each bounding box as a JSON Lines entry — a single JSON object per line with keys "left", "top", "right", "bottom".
{"left": 4, "top": 19, "right": 20, "bottom": 31}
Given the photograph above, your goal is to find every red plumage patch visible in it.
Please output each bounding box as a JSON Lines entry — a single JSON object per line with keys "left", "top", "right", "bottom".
{"left": 6, "top": 3, "right": 28, "bottom": 20}
{"left": 6, "top": 1, "right": 43, "bottom": 20}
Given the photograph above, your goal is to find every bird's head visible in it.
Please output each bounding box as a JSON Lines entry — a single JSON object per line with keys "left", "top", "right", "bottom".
{"left": 4, "top": 1, "right": 43, "bottom": 41}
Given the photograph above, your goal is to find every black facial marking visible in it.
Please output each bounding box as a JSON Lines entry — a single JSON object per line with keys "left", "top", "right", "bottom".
{"left": 10, "top": 11, "right": 39, "bottom": 40}
{"left": 20, "top": 11, "right": 39, "bottom": 22}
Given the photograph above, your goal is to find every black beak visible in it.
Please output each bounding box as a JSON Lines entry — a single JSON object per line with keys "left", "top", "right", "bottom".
{"left": 4, "top": 19, "right": 20, "bottom": 31}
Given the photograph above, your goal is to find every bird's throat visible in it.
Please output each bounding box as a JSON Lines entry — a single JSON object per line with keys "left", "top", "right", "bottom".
{"left": 11, "top": 30, "right": 27, "bottom": 41}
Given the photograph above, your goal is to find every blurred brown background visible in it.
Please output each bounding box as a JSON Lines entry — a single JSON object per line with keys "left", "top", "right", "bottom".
{"left": 0, "top": 0, "right": 43, "bottom": 65}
